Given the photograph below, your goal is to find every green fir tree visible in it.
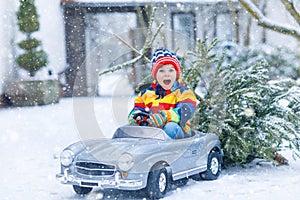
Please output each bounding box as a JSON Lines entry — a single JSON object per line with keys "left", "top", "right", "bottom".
{"left": 16, "top": 0, "right": 48, "bottom": 77}
{"left": 182, "top": 39, "right": 300, "bottom": 166}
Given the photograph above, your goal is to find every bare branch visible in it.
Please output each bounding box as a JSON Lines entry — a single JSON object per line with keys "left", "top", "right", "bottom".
{"left": 99, "top": 7, "right": 165, "bottom": 77}
{"left": 281, "top": 0, "right": 300, "bottom": 25}
{"left": 111, "top": 32, "right": 151, "bottom": 63}
{"left": 112, "top": 32, "right": 140, "bottom": 55}
{"left": 99, "top": 54, "right": 144, "bottom": 76}
{"left": 239, "top": 0, "right": 300, "bottom": 40}
{"left": 141, "top": 22, "right": 164, "bottom": 53}
{"left": 228, "top": 0, "right": 240, "bottom": 43}
{"left": 147, "top": 7, "right": 157, "bottom": 36}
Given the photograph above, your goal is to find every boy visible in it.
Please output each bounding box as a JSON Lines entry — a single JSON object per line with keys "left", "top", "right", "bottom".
{"left": 128, "top": 48, "right": 197, "bottom": 139}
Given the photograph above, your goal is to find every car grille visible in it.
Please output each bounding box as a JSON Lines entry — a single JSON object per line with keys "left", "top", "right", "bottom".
{"left": 75, "top": 161, "right": 116, "bottom": 176}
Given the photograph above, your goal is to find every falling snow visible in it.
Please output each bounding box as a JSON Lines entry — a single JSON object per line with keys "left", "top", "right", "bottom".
{"left": 1, "top": 0, "right": 300, "bottom": 199}
{"left": 0, "top": 98, "right": 299, "bottom": 200}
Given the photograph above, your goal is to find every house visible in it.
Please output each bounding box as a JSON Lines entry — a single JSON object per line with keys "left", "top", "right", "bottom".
{"left": 0, "top": 0, "right": 298, "bottom": 104}
{"left": 60, "top": 0, "right": 240, "bottom": 96}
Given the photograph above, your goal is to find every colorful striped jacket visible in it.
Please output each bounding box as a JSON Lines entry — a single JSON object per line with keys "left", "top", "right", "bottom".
{"left": 128, "top": 80, "right": 197, "bottom": 134}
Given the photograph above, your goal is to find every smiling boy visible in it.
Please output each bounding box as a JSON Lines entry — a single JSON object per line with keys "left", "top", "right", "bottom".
{"left": 128, "top": 48, "right": 197, "bottom": 139}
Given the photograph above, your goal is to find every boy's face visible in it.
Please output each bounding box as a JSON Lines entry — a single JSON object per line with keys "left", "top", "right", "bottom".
{"left": 156, "top": 64, "right": 176, "bottom": 90}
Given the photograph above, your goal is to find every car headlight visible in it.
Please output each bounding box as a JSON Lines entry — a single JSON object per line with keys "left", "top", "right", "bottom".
{"left": 60, "top": 149, "right": 74, "bottom": 166}
{"left": 118, "top": 153, "right": 134, "bottom": 171}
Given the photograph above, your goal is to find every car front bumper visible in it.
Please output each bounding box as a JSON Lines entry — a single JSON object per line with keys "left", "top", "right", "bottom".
{"left": 56, "top": 168, "right": 144, "bottom": 190}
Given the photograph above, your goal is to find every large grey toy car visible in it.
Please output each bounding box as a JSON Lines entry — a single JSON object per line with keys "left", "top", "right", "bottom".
{"left": 56, "top": 125, "right": 222, "bottom": 199}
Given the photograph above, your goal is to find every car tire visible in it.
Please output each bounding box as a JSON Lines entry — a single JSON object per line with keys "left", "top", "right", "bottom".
{"left": 146, "top": 167, "right": 170, "bottom": 199}
{"left": 73, "top": 185, "right": 92, "bottom": 195}
{"left": 191, "top": 151, "right": 222, "bottom": 181}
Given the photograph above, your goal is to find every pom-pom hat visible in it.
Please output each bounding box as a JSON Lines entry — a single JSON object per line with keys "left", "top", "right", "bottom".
{"left": 151, "top": 48, "right": 181, "bottom": 80}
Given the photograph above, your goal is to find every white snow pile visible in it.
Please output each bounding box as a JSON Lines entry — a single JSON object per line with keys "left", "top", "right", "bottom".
{"left": 0, "top": 97, "right": 299, "bottom": 200}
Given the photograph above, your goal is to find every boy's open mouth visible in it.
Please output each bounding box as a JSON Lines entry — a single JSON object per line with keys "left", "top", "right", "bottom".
{"left": 163, "top": 80, "right": 171, "bottom": 85}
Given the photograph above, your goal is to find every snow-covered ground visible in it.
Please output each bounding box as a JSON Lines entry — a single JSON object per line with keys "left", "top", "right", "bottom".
{"left": 0, "top": 97, "right": 299, "bottom": 200}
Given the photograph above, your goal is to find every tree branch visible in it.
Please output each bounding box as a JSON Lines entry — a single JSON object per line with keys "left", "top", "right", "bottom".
{"left": 99, "top": 7, "right": 165, "bottom": 77}
{"left": 142, "top": 22, "right": 164, "bottom": 53}
{"left": 111, "top": 32, "right": 151, "bottom": 63}
{"left": 280, "top": 0, "right": 300, "bottom": 25}
{"left": 228, "top": 0, "right": 240, "bottom": 43}
{"left": 99, "top": 54, "right": 144, "bottom": 76}
{"left": 239, "top": 0, "right": 300, "bottom": 40}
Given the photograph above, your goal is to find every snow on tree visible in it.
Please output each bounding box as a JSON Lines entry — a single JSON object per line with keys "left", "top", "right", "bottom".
{"left": 238, "top": 0, "right": 300, "bottom": 41}
{"left": 226, "top": 44, "right": 300, "bottom": 80}
{"left": 181, "top": 39, "right": 300, "bottom": 165}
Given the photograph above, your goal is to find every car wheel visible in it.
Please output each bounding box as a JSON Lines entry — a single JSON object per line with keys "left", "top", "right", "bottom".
{"left": 191, "top": 151, "right": 222, "bottom": 181}
{"left": 73, "top": 185, "right": 92, "bottom": 195}
{"left": 146, "top": 167, "right": 170, "bottom": 199}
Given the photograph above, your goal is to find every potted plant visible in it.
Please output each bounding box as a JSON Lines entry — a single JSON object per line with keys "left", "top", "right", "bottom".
{"left": 5, "top": 0, "right": 60, "bottom": 106}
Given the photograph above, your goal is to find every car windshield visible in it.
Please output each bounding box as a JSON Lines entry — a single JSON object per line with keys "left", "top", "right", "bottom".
{"left": 112, "top": 126, "right": 169, "bottom": 140}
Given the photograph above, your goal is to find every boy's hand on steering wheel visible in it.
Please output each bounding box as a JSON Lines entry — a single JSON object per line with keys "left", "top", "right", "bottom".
{"left": 129, "top": 116, "right": 139, "bottom": 126}
{"left": 130, "top": 112, "right": 150, "bottom": 126}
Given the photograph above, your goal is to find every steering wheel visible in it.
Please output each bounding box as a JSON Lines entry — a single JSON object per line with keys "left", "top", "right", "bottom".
{"left": 133, "top": 112, "right": 150, "bottom": 126}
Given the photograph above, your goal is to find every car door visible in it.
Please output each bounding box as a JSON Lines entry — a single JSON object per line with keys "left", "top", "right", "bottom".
{"left": 168, "top": 135, "right": 206, "bottom": 179}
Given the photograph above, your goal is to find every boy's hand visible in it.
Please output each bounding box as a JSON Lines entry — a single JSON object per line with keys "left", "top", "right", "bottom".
{"left": 129, "top": 115, "right": 139, "bottom": 126}
{"left": 148, "top": 113, "right": 166, "bottom": 128}
{"left": 131, "top": 112, "right": 150, "bottom": 126}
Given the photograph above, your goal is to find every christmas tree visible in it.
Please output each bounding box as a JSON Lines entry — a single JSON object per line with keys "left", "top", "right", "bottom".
{"left": 181, "top": 39, "right": 300, "bottom": 166}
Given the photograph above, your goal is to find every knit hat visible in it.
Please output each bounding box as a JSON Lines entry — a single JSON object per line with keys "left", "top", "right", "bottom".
{"left": 151, "top": 48, "right": 181, "bottom": 80}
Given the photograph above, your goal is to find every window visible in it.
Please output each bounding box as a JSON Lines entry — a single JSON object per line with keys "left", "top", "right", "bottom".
{"left": 216, "top": 13, "right": 234, "bottom": 41}
{"left": 172, "top": 12, "right": 196, "bottom": 50}
{"left": 85, "top": 12, "right": 138, "bottom": 96}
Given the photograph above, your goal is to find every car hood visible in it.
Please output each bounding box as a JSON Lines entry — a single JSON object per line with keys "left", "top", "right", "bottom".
{"left": 75, "top": 138, "right": 165, "bottom": 163}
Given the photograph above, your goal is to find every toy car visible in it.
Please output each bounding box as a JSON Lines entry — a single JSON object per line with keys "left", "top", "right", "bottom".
{"left": 56, "top": 124, "right": 222, "bottom": 199}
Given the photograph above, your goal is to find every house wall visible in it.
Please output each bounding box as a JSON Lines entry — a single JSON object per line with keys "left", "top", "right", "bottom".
{"left": 0, "top": 1, "right": 18, "bottom": 94}
{"left": 34, "top": 0, "right": 66, "bottom": 78}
